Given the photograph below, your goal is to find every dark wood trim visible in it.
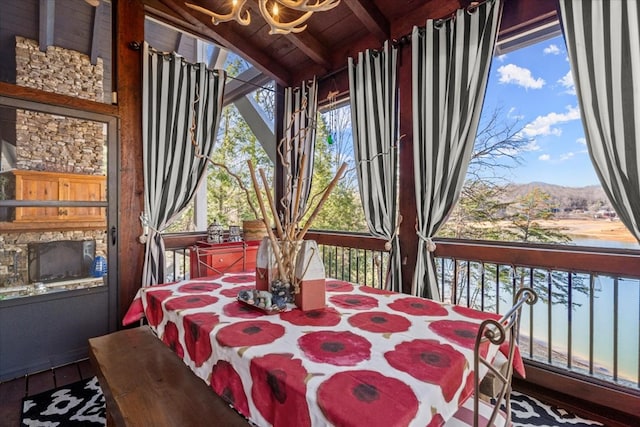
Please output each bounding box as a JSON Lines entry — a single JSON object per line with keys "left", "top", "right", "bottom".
{"left": 115, "top": 0, "right": 146, "bottom": 323}
{"left": 305, "top": 230, "right": 386, "bottom": 252}
{"left": 433, "top": 238, "right": 640, "bottom": 278}
{"left": 150, "top": 0, "right": 290, "bottom": 86}
{"left": 317, "top": 67, "right": 349, "bottom": 109}
{"left": 162, "top": 232, "right": 206, "bottom": 250}
{"left": 516, "top": 361, "right": 640, "bottom": 422}
{"left": 344, "top": 0, "right": 389, "bottom": 45}
{"left": 499, "top": 0, "right": 558, "bottom": 39}
{"left": 397, "top": 43, "right": 418, "bottom": 295}
{"left": 289, "top": 31, "right": 332, "bottom": 71}
{"left": 389, "top": 0, "right": 465, "bottom": 40}
{"left": 0, "top": 82, "right": 118, "bottom": 115}
{"left": 162, "top": 230, "right": 387, "bottom": 253}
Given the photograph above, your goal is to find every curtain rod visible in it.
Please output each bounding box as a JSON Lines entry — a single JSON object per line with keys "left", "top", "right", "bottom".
{"left": 391, "top": 0, "right": 494, "bottom": 46}
{"left": 142, "top": 44, "right": 275, "bottom": 92}
{"left": 226, "top": 74, "right": 275, "bottom": 92}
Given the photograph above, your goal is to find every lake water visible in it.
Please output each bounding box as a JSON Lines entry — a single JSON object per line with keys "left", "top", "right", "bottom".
{"left": 519, "top": 237, "right": 639, "bottom": 383}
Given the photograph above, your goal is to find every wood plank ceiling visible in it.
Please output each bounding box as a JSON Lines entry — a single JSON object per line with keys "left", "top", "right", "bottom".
{"left": 145, "top": 0, "right": 559, "bottom": 87}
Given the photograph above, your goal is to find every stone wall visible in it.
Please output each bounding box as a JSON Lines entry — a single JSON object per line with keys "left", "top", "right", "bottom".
{"left": 15, "top": 36, "right": 103, "bottom": 101}
{"left": 14, "top": 36, "right": 106, "bottom": 175}
{"left": 14, "top": 111, "right": 106, "bottom": 174}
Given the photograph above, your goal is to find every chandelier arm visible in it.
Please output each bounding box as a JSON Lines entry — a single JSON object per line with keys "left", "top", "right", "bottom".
{"left": 259, "top": 0, "right": 313, "bottom": 34}
{"left": 185, "top": 1, "right": 251, "bottom": 26}
{"left": 185, "top": 0, "right": 341, "bottom": 34}
{"left": 276, "top": 0, "right": 340, "bottom": 12}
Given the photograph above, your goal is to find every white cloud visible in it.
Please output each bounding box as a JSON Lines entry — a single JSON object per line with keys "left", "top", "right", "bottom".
{"left": 558, "top": 71, "right": 576, "bottom": 95}
{"left": 497, "top": 64, "right": 545, "bottom": 89}
{"left": 576, "top": 137, "right": 586, "bottom": 145}
{"left": 507, "top": 107, "right": 525, "bottom": 121}
{"left": 521, "top": 105, "right": 581, "bottom": 137}
{"left": 560, "top": 152, "right": 575, "bottom": 161}
{"left": 544, "top": 44, "right": 561, "bottom": 55}
{"left": 497, "top": 54, "right": 507, "bottom": 62}
{"left": 523, "top": 140, "right": 541, "bottom": 152}
{"left": 539, "top": 154, "right": 551, "bottom": 161}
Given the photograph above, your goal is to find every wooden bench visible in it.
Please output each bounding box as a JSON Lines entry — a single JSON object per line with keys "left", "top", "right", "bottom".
{"left": 88, "top": 326, "right": 249, "bottom": 427}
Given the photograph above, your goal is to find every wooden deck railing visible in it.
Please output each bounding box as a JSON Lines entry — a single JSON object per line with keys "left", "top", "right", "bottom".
{"left": 162, "top": 230, "right": 640, "bottom": 418}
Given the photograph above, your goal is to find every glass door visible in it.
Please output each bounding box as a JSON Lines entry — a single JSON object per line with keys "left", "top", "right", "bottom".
{"left": 0, "top": 97, "right": 118, "bottom": 380}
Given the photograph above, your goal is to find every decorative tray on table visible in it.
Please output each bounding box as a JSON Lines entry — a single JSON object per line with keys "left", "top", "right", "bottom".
{"left": 237, "top": 289, "right": 286, "bottom": 315}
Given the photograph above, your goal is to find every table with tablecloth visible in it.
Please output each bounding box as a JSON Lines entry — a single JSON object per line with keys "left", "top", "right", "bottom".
{"left": 123, "top": 273, "right": 523, "bottom": 427}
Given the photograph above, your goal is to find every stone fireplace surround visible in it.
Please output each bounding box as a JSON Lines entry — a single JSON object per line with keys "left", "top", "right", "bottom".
{"left": 0, "top": 230, "right": 106, "bottom": 299}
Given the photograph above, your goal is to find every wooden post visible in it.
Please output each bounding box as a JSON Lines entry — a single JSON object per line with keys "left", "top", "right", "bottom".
{"left": 116, "top": 0, "right": 145, "bottom": 321}
{"left": 397, "top": 43, "right": 418, "bottom": 296}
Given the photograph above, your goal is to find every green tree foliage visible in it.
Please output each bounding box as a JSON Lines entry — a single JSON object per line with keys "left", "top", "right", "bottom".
{"left": 306, "top": 106, "right": 367, "bottom": 232}
{"left": 439, "top": 181, "right": 512, "bottom": 240}
{"left": 171, "top": 61, "right": 366, "bottom": 234}
{"left": 205, "top": 58, "right": 273, "bottom": 227}
{"left": 207, "top": 100, "right": 272, "bottom": 227}
{"left": 509, "top": 188, "right": 570, "bottom": 243}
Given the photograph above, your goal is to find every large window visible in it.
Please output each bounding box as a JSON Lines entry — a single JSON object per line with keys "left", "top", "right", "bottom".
{"left": 437, "top": 29, "right": 640, "bottom": 388}
{"left": 439, "top": 33, "right": 638, "bottom": 250}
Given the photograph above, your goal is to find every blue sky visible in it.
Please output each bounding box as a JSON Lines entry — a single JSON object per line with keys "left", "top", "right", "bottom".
{"left": 480, "top": 34, "right": 600, "bottom": 187}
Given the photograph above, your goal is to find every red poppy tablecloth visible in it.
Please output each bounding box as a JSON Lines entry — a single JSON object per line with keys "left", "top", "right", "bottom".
{"left": 123, "top": 273, "right": 524, "bottom": 427}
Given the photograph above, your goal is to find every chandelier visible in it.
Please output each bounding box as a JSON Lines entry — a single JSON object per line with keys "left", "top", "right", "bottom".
{"left": 185, "top": 0, "right": 341, "bottom": 35}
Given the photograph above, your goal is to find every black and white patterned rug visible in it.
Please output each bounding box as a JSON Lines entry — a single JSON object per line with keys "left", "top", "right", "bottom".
{"left": 510, "top": 391, "right": 603, "bottom": 426}
{"left": 21, "top": 376, "right": 106, "bottom": 427}
{"left": 21, "top": 378, "right": 602, "bottom": 426}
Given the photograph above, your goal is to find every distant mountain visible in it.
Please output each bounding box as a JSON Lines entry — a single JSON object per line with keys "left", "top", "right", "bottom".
{"left": 502, "top": 182, "right": 611, "bottom": 212}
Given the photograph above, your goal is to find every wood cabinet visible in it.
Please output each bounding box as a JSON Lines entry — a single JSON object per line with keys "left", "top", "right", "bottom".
{"left": 0, "top": 170, "right": 106, "bottom": 222}
{"left": 190, "top": 240, "right": 260, "bottom": 278}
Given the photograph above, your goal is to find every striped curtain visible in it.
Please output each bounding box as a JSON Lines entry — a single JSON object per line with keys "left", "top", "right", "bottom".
{"left": 142, "top": 43, "right": 226, "bottom": 286}
{"left": 412, "top": 0, "right": 502, "bottom": 299}
{"left": 558, "top": 0, "right": 640, "bottom": 243}
{"left": 281, "top": 78, "right": 318, "bottom": 223}
{"left": 348, "top": 42, "right": 402, "bottom": 292}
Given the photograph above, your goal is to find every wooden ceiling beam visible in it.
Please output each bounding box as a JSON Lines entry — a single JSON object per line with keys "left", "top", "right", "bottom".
{"left": 344, "top": 0, "right": 389, "bottom": 43}
{"left": 390, "top": 0, "right": 466, "bottom": 39}
{"left": 288, "top": 31, "right": 332, "bottom": 71}
{"left": 152, "top": 0, "right": 291, "bottom": 85}
{"left": 499, "top": 0, "right": 558, "bottom": 38}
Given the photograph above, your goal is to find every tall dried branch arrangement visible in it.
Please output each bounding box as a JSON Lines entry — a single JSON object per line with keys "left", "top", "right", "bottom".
{"left": 188, "top": 86, "right": 345, "bottom": 291}
{"left": 247, "top": 98, "right": 347, "bottom": 292}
